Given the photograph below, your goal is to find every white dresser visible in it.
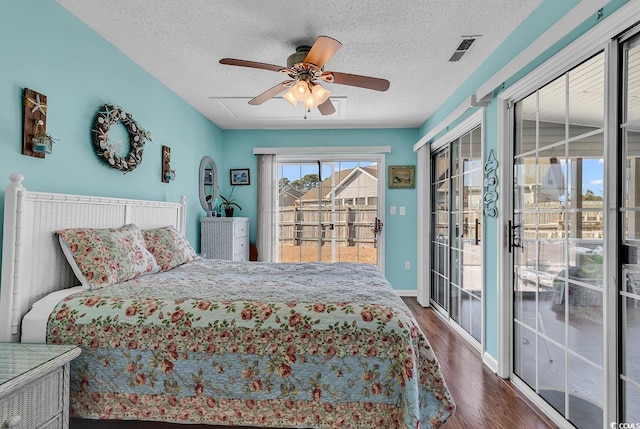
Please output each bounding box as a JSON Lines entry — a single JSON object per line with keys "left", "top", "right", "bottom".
{"left": 200, "top": 217, "right": 249, "bottom": 261}
{"left": 0, "top": 343, "right": 81, "bottom": 429}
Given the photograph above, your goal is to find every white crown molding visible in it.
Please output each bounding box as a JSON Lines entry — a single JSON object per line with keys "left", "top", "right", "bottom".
{"left": 413, "top": 95, "right": 487, "bottom": 151}
{"left": 253, "top": 146, "right": 391, "bottom": 155}
{"left": 476, "top": 0, "right": 611, "bottom": 101}
{"left": 499, "top": 0, "right": 640, "bottom": 101}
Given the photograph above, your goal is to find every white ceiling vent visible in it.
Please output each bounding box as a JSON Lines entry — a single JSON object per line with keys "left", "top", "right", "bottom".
{"left": 448, "top": 36, "right": 480, "bottom": 62}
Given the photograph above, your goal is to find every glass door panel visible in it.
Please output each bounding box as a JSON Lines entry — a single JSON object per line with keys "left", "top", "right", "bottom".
{"left": 277, "top": 162, "right": 322, "bottom": 262}
{"left": 277, "top": 160, "right": 380, "bottom": 265}
{"left": 460, "top": 126, "right": 483, "bottom": 341}
{"left": 512, "top": 51, "right": 605, "bottom": 428}
{"left": 431, "top": 147, "right": 450, "bottom": 311}
{"left": 622, "top": 34, "right": 640, "bottom": 422}
{"left": 431, "top": 125, "right": 483, "bottom": 344}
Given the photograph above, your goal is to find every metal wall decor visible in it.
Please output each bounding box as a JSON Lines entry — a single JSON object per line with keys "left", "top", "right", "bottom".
{"left": 91, "top": 104, "right": 152, "bottom": 173}
{"left": 483, "top": 149, "right": 498, "bottom": 218}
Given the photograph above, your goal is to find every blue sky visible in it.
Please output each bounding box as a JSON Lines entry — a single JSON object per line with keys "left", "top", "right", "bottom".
{"left": 583, "top": 159, "right": 604, "bottom": 195}
{"left": 564, "top": 158, "right": 604, "bottom": 196}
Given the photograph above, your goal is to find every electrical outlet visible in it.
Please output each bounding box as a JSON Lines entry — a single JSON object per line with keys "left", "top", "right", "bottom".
{"left": 390, "top": 206, "right": 396, "bottom": 215}
{"left": 405, "top": 261, "right": 410, "bottom": 270}
{"left": 399, "top": 206, "right": 406, "bottom": 216}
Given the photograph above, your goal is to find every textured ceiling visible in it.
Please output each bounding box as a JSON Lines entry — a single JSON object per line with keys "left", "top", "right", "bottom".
{"left": 56, "top": 0, "right": 542, "bottom": 130}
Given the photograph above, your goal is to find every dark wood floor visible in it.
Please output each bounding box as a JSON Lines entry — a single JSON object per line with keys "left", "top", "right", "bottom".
{"left": 402, "top": 298, "right": 557, "bottom": 429}
{"left": 71, "top": 298, "right": 558, "bottom": 429}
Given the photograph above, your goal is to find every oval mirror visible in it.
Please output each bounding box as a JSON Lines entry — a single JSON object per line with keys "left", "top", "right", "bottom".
{"left": 199, "top": 156, "right": 218, "bottom": 213}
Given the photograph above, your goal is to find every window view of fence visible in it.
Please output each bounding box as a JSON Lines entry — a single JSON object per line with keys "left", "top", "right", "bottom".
{"left": 277, "top": 162, "right": 379, "bottom": 265}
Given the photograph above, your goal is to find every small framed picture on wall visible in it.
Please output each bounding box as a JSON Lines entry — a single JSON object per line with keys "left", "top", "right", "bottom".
{"left": 388, "top": 165, "right": 415, "bottom": 189}
{"left": 230, "top": 168, "right": 250, "bottom": 185}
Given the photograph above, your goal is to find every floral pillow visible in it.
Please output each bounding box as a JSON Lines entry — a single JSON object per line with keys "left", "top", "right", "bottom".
{"left": 142, "top": 226, "right": 196, "bottom": 272}
{"left": 57, "top": 224, "right": 159, "bottom": 290}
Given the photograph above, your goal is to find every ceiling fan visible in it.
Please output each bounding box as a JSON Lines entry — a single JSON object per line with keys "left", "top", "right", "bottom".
{"left": 219, "top": 36, "right": 390, "bottom": 117}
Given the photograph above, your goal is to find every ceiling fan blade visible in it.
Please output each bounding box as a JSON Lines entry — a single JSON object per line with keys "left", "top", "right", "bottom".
{"left": 248, "top": 81, "right": 291, "bottom": 105}
{"left": 304, "top": 36, "right": 342, "bottom": 68}
{"left": 323, "top": 71, "right": 390, "bottom": 91}
{"left": 317, "top": 99, "right": 336, "bottom": 116}
{"left": 220, "top": 58, "right": 284, "bottom": 73}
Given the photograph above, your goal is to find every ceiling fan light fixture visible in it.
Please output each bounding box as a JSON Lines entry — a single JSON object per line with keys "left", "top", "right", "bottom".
{"left": 304, "top": 96, "right": 318, "bottom": 110}
{"left": 311, "top": 83, "right": 330, "bottom": 105}
{"left": 283, "top": 88, "right": 298, "bottom": 106}
{"left": 292, "top": 81, "right": 311, "bottom": 101}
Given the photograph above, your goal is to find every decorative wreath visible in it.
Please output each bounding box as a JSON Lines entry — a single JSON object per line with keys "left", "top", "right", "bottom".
{"left": 91, "top": 104, "right": 152, "bottom": 173}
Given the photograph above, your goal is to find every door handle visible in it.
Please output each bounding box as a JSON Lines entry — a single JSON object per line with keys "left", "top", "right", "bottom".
{"left": 373, "top": 217, "right": 383, "bottom": 235}
{"left": 475, "top": 218, "right": 480, "bottom": 245}
{"left": 508, "top": 221, "right": 522, "bottom": 252}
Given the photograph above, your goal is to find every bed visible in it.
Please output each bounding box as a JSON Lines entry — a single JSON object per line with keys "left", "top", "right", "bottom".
{"left": 0, "top": 173, "right": 454, "bottom": 428}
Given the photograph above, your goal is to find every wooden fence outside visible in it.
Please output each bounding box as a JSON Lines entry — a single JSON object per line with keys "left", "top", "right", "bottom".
{"left": 278, "top": 205, "right": 378, "bottom": 248}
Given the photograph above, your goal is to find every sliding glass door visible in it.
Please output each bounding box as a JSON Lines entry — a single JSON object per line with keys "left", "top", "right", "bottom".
{"left": 431, "top": 125, "right": 484, "bottom": 343}
{"left": 509, "top": 28, "right": 640, "bottom": 426}
{"left": 511, "top": 52, "right": 607, "bottom": 428}
{"left": 276, "top": 158, "right": 382, "bottom": 266}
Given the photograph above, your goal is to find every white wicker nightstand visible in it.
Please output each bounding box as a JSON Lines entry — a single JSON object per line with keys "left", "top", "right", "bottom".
{"left": 0, "top": 343, "right": 80, "bottom": 429}
{"left": 200, "top": 217, "right": 249, "bottom": 261}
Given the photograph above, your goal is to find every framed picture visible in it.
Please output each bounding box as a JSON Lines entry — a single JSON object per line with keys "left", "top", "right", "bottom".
{"left": 230, "top": 168, "right": 250, "bottom": 186}
{"left": 388, "top": 165, "right": 415, "bottom": 189}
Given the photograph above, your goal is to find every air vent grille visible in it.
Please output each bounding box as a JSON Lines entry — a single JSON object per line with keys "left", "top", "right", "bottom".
{"left": 448, "top": 37, "right": 478, "bottom": 62}
{"left": 456, "top": 38, "right": 475, "bottom": 51}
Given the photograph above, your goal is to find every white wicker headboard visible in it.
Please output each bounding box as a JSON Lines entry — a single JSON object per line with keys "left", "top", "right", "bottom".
{"left": 0, "top": 173, "right": 187, "bottom": 342}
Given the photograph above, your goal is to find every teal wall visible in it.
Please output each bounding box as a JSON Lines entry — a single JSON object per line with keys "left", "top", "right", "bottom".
{"left": 0, "top": 0, "right": 224, "bottom": 264}
{"left": 417, "top": 0, "right": 631, "bottom": 359}
{"left": 221, "top": 128, "right": 419, "bottom": 291}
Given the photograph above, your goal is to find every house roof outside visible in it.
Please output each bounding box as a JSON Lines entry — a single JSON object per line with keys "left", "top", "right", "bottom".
{"left": 300, "top": 165, "right": 378, "bottom": 202}
{"left": 279, "top": 187, "right": 305, "bottom": 207}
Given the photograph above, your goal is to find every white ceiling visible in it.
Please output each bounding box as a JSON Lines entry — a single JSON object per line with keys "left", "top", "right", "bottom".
{"left": 57, "top": 0, "right": 542, "bottom": 130}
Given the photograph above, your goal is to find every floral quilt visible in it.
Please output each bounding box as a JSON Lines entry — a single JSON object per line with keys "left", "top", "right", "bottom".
{"left": 47, "top": 259, "right": 454, "bottom": 428}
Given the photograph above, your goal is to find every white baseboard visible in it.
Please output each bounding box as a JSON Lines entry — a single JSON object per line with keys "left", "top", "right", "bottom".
{"left": 483, "top": 351, "right": 499, "bottom": 374}
{"left": 395, "top": 289, "right": 418, "bottom": 297}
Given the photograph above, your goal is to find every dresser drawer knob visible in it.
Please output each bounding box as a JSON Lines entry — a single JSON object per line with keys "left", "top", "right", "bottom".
{"left": 5, "top": 415, "right": 22, "bottom": 428}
